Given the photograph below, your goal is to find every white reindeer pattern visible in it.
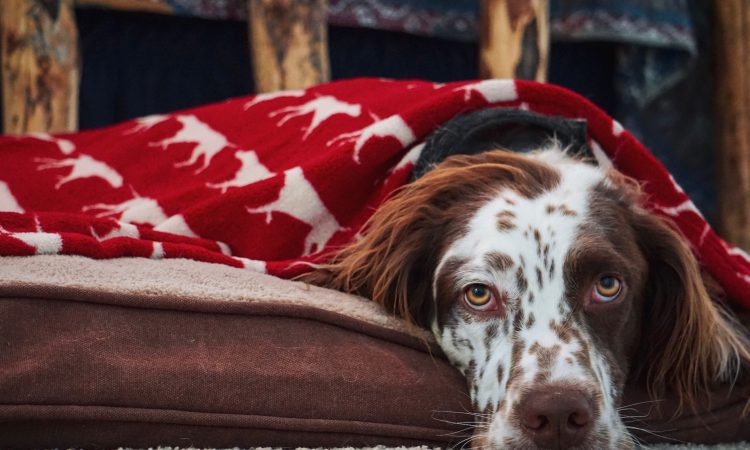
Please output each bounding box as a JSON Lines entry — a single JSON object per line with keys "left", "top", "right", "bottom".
{"left": 84, "top": 188, "right": 168, "bottom": 226}
{"left": 28, "top": 132, "right": 76, "bottom": 155}
{"left": 150, "top": 115, "right": 233, "bottom": 173}
{"left": 0, "top": 181, "right": 23, "bottom": 212}
{"left": 243, "top": 89, "right": 305, "bottom": 110}
{"left": 327, "top": 114, "right": 416, "bottom": 164}
{"left": 36, "top": 155, "right": 123, "bottom": 190}
{"left": 125, "top": 114, "right": 170, "bottom": 134}
{"left": 207, "top": 150, "right": 274, "bottom": 193}
{"left": 246, "top": 166, "right": 341, "bottom": 256}
{"left": 270, "top": 95, "right": 362, "bottom": 140}
{"left": 454, "top": 79, "right": 518, "bottom": 103}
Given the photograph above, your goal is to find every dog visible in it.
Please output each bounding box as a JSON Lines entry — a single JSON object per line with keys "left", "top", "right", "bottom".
{"left": 301, "top": 143, "right": 750, "bottom": 449}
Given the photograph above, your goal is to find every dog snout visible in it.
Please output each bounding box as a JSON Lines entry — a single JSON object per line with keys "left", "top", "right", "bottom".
{"left": 519, "top": 385, "right": 594, "bottom": 449}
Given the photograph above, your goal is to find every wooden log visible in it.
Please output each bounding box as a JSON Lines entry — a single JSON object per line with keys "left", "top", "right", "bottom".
{"left": 714, "top": 0, "right": 750, "bottom": 250}
{"left": 479, "top": 0, "right": 549, "bottom": 82}
{"left": 247, "top": 0, "right": 330, "bottom": 93}
{"left": 75, "top": 0, "right": 173, "bottom": 15}
{"left": 1, "top": 0, "right": 79, "bottom": 134}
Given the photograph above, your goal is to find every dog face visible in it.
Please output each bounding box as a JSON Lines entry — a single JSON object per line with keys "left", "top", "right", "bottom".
{"left": 303, "top": 147, "right": 748, "bottom": 449}
{"left": 431, "top": 151, "right": 644, "bottom": 448}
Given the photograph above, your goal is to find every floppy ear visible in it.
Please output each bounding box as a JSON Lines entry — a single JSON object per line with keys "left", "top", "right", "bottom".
{"left": 301, "top": 149, "right": 559, "bottom": 327}
{"left": 631, "top": 209, "right": 750, "bottom": 411}
{"left": 299, "top": 166, "right": 450, "bottom": 327}
{"left": 300, "top": 193, "right": 440, "bottom": 326}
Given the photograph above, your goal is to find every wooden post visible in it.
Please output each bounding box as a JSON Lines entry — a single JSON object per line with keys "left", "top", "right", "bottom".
{"left": 479, "top": 0, "right": 548, "bottom": 82}
{"left": 75, "top": 0, "right": 173, "bottom": 15}
{"left": 715, "top": 0, "right": 750, "bottom": 250}
{"left": 0, "top": 0, "right": 79, "bottom": 134}
{"left": 247, "top": 0, "right": 330, "bottom": 93}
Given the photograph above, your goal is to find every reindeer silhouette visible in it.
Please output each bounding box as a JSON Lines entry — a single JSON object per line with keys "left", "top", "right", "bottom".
{"left": 124, "top": 114, "right": 170, "bottom": 134}
{"left": 269, "top": 95, "right": 362, "bottom": 140}
{"left": 28, "top": 132, "right": 76, "bottom": 155}
{"left": 243, "top": 89, "right": 305, "bottom": 110}
{"left": 36, "top": 155, "right": 124, "bottom": 190}
{"left": 0, "top": 181, "right": 23, "bottom": 213}
{"left": 245, "top": 166, "right": 342, "bottom": 256}
{"left": 207, "top": 150, "right": 274, "bottom": 193}
{"left": 84, "top": 187, "right": 168, "bottom": 226}
{"left": 327, "top": 114, "right": 416, "bottom": 164}
{"left": 454, "top": 79, "right": 517, "bottom": 103}
{"left": 149, "top": 115, "right": 233, "bottom": 173}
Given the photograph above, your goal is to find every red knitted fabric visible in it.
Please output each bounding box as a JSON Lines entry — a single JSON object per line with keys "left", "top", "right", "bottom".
{"left": 1, "top": 78, "right": 748, "bottom": 308}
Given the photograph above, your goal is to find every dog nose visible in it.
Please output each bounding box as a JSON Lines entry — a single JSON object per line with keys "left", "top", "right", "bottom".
{"left": 519, "top": 386, "right": 593, "bottom": 448}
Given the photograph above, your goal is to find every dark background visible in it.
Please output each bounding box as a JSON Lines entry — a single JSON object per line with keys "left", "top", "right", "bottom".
{"left": 75, "top": 8, "right": 616, "bottom": 130}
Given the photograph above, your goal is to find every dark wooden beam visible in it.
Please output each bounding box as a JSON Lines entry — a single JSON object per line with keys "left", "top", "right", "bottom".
{"left": 715, "top": 0, "right": 750, "bottom": 250}
{"left": 479, "top": 0, "right": 549, "bottom": 81}
{"left": 1, "top": 0, "right": 80, "bottom": 134}
{"left": 247, "top": 0, "right": 330, "bottom": 93}
{"left": 75, "top": 0, "right": 172, "bottom": 15}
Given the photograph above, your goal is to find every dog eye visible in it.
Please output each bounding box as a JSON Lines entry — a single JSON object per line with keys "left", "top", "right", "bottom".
{"left": 592, "top": 276, "right": 622, "bottom": 302}
{"left": 464, "top": 283, "right": 494, "bottom": 308}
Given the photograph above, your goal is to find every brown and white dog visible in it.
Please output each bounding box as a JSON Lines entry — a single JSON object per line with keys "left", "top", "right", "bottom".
{"left": 302, "top": 146, "right": 750, "bottom": 449}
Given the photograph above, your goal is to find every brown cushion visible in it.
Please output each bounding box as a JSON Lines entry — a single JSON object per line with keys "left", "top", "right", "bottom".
{"left": 0, "top": 255, "right": 470, "bottom": 448}
{"left": 0, "top": 255, "right": 748, "bottom": 448}
{"left": 624, "top": 383, "right": 750, "bottom": 446}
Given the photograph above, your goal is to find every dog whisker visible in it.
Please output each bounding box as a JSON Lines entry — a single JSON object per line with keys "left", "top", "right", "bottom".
{"left": 432, "top": 408, "right": 493, "bottom": 418}
{"left": 617, "top": 398, "right": 665, "bottom": 410}
{"left": 618, "top": 412, "right": 653, "bottom": 421}
{"left": 625, "top": 425, "right": 683, "bottom": 444}
{"left": 453, "top": 430, "right": 487, "bottom": 450}
{"left": 436, "top": 425, "right": 480, "bottom": 437}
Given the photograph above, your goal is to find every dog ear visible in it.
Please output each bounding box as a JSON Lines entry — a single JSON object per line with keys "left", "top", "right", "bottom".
{"left": 301, "top": 149, "right": 560, "bottom": 327}
{"left": 630, "top": 208, "right": 750, "bottom": 411}
{"left": 299, "top": 166, "right": 449, "bottom": 327}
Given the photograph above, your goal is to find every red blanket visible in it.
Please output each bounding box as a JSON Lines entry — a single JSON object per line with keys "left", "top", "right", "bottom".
{"left": 1, "top": 78, "right": 748, "bottom": 309}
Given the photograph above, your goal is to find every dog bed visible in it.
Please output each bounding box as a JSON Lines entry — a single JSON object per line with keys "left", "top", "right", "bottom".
{"left": 1, "top": 78, "right": 749, "bottom": 447}
{"left": 1, "top": 254, "right": 750, "bottom": 448}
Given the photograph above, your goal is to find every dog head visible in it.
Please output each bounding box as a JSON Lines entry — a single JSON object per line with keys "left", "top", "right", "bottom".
{"left": 303, "top": 147, "right": 749, "bottom": 449}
